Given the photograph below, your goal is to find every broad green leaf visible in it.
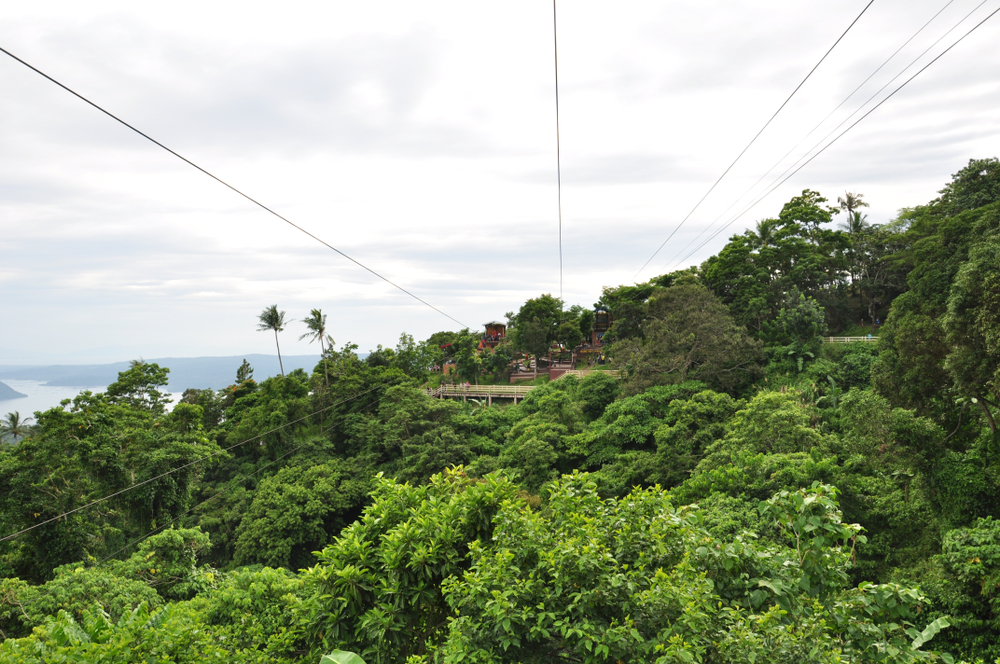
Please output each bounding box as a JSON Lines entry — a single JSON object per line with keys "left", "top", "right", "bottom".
{"left": 321, "top": 650, "right": 368, "bottom": 664}
{"left": 911, "top": 616, "right": 950, "bottom": 649}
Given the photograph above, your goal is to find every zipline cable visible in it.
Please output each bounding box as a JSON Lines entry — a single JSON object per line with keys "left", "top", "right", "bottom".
{"left": 95, "top": 386, "right": 391, "bottom": 565}
{"left": 0, "top": 45, "right": 469, "bottom": 330}
{"left": 553, "top": 0, "right": 564, "bottom": 300}
{"left": 660, "top": 0, "right": 958, "bottom": 270}
{"left": 0, "top": 382, "right": 388, "bottom": 544}
{"left": 667, "top": 0, "right": 992, "bottom": 272}
{"left": 668, "top": 0, "right": 999, "bottom": 270}
{"left": 633, "top": 0, "right": 876, "bottom": 279}
{"left": 97, "top": 441, "right": 310, "bottom": 566}
{"left": 667, "top": 2, "right": 1000, "bottom": 270}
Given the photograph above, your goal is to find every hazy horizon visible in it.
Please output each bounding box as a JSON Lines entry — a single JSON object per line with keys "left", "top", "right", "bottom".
{"left": 4, "top": 0, "right": 999, "bottom": 360}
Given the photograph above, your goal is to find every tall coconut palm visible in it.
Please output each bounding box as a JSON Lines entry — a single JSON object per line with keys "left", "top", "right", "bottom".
{"left": 754, "top": 218, "right": 777, "bottom": 250}
{"left": 837, "top": 191, "right": 870, "bottom": 232}
{"left": 300, "top": 308, "right": 330, "bottom": 388}
{"left": 257, "top": 305, "right": 287, "bottom": 377}
{"left": 837, "top": 192, "right": 870, "bottom": 289}
{"left": 1, "top": 411, "right": 34, "bottom": 444}
{"left": 841, "top": 210, "right": 869, "bottom": 235}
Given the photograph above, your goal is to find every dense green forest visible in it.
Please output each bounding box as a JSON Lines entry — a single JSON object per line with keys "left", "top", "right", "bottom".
{"left": 2, "top": 158, "right": 1000, "bottom": 663}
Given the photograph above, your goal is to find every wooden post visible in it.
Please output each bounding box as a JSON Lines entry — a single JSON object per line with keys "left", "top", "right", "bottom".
{"left": 488, "top": 394, "right": 492, "bottom": 407}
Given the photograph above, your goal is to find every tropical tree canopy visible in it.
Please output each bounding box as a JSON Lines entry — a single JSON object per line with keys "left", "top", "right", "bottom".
{"left": 6, "top": 163, "right": 1000, "bottom": 663}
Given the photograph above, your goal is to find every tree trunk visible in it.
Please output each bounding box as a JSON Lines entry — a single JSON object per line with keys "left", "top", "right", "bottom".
{"left": 977, "top": 399, "right": 996, "bottom": 438}
{"left": 320, "top": 336, "right": 330, "bottom": 388}
{"left": 274, "top": 329, "right": 285, "bottom": 376}
{"left": 979, "top": 399, "right": 1000, "bottom": 456}
{"left": 318, "top": 335, "right": 328, "bottom": 432}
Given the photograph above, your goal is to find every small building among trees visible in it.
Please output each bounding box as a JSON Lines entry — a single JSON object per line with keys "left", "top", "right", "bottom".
{"left": 577, "top": 307, "right": 611, "bottom": 367}
{"left": 479, "top": 321, "right": 507, "bottom": 350}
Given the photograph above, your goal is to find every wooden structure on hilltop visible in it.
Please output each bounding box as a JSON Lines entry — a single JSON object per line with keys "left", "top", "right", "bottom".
{"left": 576, "top": 306, "right": 612, "bottom": 368}
{"left": 479, "top": 321, "right": 507, "bottom": 350}
{"left": 592, "top": 307, "right": 611, "bottom": 344}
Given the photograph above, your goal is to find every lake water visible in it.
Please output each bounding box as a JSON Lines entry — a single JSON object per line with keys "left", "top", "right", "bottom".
{"left": 0, "top": 379, "right": 185, "bottom": 419}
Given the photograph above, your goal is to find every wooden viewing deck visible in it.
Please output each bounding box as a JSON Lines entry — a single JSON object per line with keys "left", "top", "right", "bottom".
{"left": 429, "top": 384, "right": 534, "bottom": 405}
{"left": 430, "top": 370, "right": 622, "bottom": 405}
{"left": 824, "top": 336, "right": 879, "bottom": 343}
{"left": 551, "top": 369, "right": 622, "bottom": 380}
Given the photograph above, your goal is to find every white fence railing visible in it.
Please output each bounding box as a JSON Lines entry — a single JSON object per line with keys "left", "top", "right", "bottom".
{"left": 553, "top": 369, "right": 622, "bottom": 380}
{"left": 824, "top": 336, "right": 879, "bottom": 343}
{"left": 430, "top": 370, "right": 623, "bottom": 401}
{"left": 431, "top": 384, "right": 534, "bottom": 398}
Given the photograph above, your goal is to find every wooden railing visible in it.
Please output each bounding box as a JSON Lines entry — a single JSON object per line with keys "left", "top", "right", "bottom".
{"left": 430, "top": 384, "right": 534, "bottom": 398}
{"left": 430, "top": 370, "right": 623, "bottom": 402}
{"left": 553, "top": 369, "right": 622, "bottom": 381}
{"left": 824, "top": 336, "right": 879, "bottom": 343}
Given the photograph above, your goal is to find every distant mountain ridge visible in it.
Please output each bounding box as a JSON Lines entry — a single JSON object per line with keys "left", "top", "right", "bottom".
{"left": 0, "top": 354, "right": 321, "bottom": 391}
{"left": 0, "top": 380, "right": 28, "bottom": 401}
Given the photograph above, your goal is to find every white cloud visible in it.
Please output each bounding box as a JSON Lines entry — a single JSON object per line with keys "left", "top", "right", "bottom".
{"left": 2, "top": 0, "right": 999, "bottom": 366}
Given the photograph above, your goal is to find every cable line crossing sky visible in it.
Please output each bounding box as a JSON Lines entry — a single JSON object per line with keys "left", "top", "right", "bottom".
{"left": 666, "top": 1, "right": 1000, "bottom": 271}
{"left": 0, "top": 44, "right": 470, "bottom": 331}
{"left": 633, "top": 0, "right": 877, "bottom": 280}
{"left": 2, "top": 1, "right": 999, "bottom": 361}
{"left": 660, "top": 0, "right": 961, "bottom": 271}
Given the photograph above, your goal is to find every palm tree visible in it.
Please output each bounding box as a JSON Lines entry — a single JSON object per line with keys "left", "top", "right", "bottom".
{"left": 1, "top": 411, "right": 34, "bottom": 444}
{"left": 300, "top": 308, "right": 330, "bottom": 388}
{"left": 837, "top": 191, "right": 870, "bottom": 233}
{"left": 837, "top": 192, "right": 871, "bottom": 290}
{"left": 842, "top": 210, "right": 869, "bottom": 235}
{"left": 257, "top": 305, "right": 288, "bottom": 377}
{"left": 754, "top": 218, "right": 777, "bottom": 249}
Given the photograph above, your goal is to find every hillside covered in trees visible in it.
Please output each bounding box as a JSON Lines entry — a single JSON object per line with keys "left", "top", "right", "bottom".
{"left": 2, "top": 159, "right": 1000, "bottom": 663}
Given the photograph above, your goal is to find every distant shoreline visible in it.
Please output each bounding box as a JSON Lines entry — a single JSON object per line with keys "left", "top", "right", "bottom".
{"left": 0, "top": 354, "right": 321, "bottom": 392}
{"left": 0, "top": 379, "right": 186, "bottom": 418}
{"left": 0, "top": 380, "right": 28, "bottom": 401}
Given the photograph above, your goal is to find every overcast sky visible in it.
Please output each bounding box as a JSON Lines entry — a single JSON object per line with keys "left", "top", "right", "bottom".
{"left": 2, "top": 0, "right": 999, "bottom": 364}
